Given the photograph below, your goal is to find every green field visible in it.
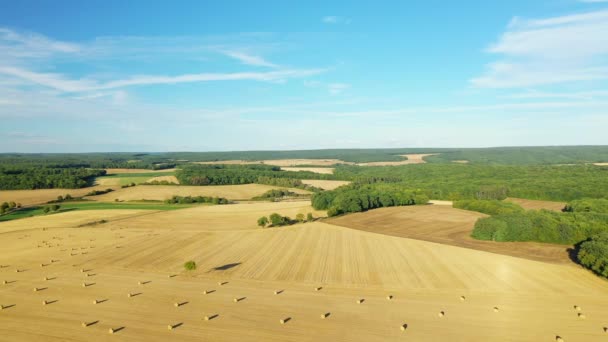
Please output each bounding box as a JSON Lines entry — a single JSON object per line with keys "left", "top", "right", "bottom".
{"left": 0, "top": 201, "right": 194, "bottom": 222}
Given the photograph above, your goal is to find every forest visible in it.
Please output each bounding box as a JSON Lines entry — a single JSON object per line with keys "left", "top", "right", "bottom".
{"left": 467, "top": 198, "right": 608, "bottom": 279}
{"left": 0, "top": 165, "right": 106, "bottom": 190}
{"left": 311, "top": 183, "right": 429, "bottom": 216}
{"left": 335, "top": 164, "right": 608, "bottom": 202}
{"left": 175, "top": 164, "right": 333, "bottom": 186}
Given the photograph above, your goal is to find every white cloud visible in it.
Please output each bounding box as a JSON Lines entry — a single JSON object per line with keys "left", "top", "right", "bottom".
{"left": 471, "top": 10, "right": 608, "bottom": 88}
{"left": 219, "top": 50, "right": 278, "bottom": 68}
{"left": 328, "top": 83, "right": 350, "bottom": 95}
{"left": 322, "top": 16, "right": 351, "bottom": 24}
{"left": 0, "top": 66, "right": 325, "bottom": 92}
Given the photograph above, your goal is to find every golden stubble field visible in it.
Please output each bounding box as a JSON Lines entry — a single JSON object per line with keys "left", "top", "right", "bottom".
{"left": 0, "top": 186, "right": 116, "bottom": 206}
{"left": 1, "top": 201, "right": 608, "bottom": 341}
{"left": 89, "top": 184, "right": 311, "bottom": 202}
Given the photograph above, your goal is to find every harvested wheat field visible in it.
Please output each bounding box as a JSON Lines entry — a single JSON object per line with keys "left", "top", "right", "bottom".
{"left": 0, "top": 187, "right": 116, "bottom": 206}
{"left": 195, "top": 159, "right": 350, "bottom": 166}
{"left": 593, "top": 162, "right": 608, "bottom": 166}
{"left": 505, "top": 197, "right": 566, "bottom": 212}
{"left": 356, "top": 153, "right": 437, "bottom": 166}
{"left": 327, "top": 205, "right": 572, "bottom": 264}
{"left": 452, "top": 160, "right": 470, "bottom": 164}
{"left": 105, "top": 200, "right": 325, "bottom": 232}
{"left": 104, "top": 168, "right": 177, "bottom": 174}
{"left": 145, "top": 175, "right": 179, "bottom": 184}
{"left": 301, "top": 179, "right": 351, "bottom": 190}
{"left": 281, "top": 167, "right": 335, "bottom": 174}
{"left": 1, "top": 210, "right": 608, "bottom": 342}
{"left": 88, "top": 184, "right": 310, "bottom": 202}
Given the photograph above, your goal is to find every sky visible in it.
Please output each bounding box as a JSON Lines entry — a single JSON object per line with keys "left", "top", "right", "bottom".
{"left": 0, "top": 0, "right": 607, "bottom": 152}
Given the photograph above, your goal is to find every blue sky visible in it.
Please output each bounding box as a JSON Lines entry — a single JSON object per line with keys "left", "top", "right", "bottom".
{"left": 0, "top": 0, "right": 607, "bottom": 152}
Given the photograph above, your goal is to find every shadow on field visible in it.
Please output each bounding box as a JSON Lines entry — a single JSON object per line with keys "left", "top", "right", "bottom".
{"left": 209, "top": 262, "right": 241, "bottom": 272}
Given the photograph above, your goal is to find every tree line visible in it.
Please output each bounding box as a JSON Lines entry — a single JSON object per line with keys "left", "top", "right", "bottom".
{"left": 312, "top": 183, "right": 429, "bottom": 217}
{"left": 0, "top": 166, "right": 106, "bottom": 190}
{"left": 164, "top": 195, "right": 230, "bottom": 205}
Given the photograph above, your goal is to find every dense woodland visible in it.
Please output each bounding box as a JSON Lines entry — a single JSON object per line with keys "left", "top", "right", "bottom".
{"left": 176, "top": 164, "right": 332, "bottom": 186}
{"left": 312, "top": 184, "right": 429, "bottom": 216}
{"left": 0, "top": 166, "right": 106, "bottom": 190}
{"left": 466, "top": 198, "right": 608, "bottom": 279}
{"left": 336, "top": 164, "right": 608, "bottom": 202}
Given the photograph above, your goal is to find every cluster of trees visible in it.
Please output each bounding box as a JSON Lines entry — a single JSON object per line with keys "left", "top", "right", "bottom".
{"left": 176, "top": 165, "right": 333, "bottom": 186}
{"left": 143, "top": 180, "right": 177, "bottom": 185}
{"left": 471, "top": 210, "right": 608, "bottom": 245}
{"left": 253, "top": 189, "right": 303, "bottom": 201}
{"left": 453, "top": 199, "right": 524, "bottom": 216}
{"left": 164, "top": 195, "right": 230, "bottom": 204}
{"left": 577, "top": 232, "right": 608, "bottom": 279}
{"left": 0, "top": 201, "right": 21, "bottom": 214}
{"left": 43, "top": 204, "right": 61, "bottom": 213}
{"left": 563, "top": 198, "right": 608, "bottom": 213}
{"left": 312, "top": 184, "right": 429, "bottom": 217}
{"left": 86, "top": 188, "right": 113, "bottom": 196}
{"left": 0, "top": 153, "right": 177, "bottom": 170}
{"left": 0, "top": 166, "right": 106, "bottom": 190}
{"left": 121, "top": 182, "right": 136, "bottom": 188}
{"left": 257, "top": 212, "right": 313, "bottom": 228}
{"left": 335, "top": 164, "right": 608, "bottom": 202}
{"left": 47, "top": 194, "right": 76, "bottom": 203}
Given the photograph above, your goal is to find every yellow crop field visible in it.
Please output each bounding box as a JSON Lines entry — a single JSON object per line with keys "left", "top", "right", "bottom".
{"left": 301, "top": 179, "right": 351, "bottom": 190}
{"left": 327, "top": 205, "right": 572, "bottom": 264}
{"left": 505, "top": 197, "right": 566, "bottom": 212}
{"left": 0, "top": 187, "right": 115, "bottom": 206}
{"left": 281, "top": 167, "right": 335, "bottom": 174}
{"left": 104, "top": 168, "right": 177, "bottom": 174}
{"left": 88, "top": 184, "right": 311, "bottom": 202}
{"left": 1, "top": 210, "right": 608, "bottom": 341}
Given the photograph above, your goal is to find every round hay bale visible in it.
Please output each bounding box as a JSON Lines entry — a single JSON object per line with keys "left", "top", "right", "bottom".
{"left": 127, "top": 293, "right": 132, "bottom": 298}
{"left": 438, "top": 311, "right": 445, "bottom": 318}
{"left": 387, "top": 295, "right": 393, "bottom": 300}
{"left": 574, "top": 305, "right": 581, "bottom": 311}
{"left": 233, "top": 298, "right": 238, "bottom": 303}
{"left": 204, "top": 316, "right": 210, "bottom": 321}
{"left": 174, "top": 302, "right": 179, "bottom": 307}
{"left": 33, "top": 288, "right": 39, "bottom": 292}
{"left": 555, "top": 336, "right": 564, "bottom": 342}
{"left": 321, "top": 312, "right": 330, "bottom": 319}
{"left": 108, "top": 328, "right": 115, "bottom": 334}
{"left": 578, "top": 313, "right": 586, "bottom": 319}
{"left": 493, "top": 307, "right": 499, "bottom": 312}
{"left": 93, "top": 300, "right": 98, "bottom": 304}
{"left": 167, "top": 325, "right": 173, "bottom": 330}
{"left": 42, "top": 300, "right": 48, "bottom": 305}
{"left": 356, "top": 299, "right": 364, "bottom": 304}
{"left": 460, "top": 296, "right": 466, "bottom": 301}
{"left": 2, "top": 280, "right": 6, "bottom": 285}
{"left": 203, "top": 290, "right": 208, "bottom": 294}
{"left": 81, "top": 322, "right": 87, "bottom": 327}
{"left": 400, "top": 323, "right": 408, "bottom": 331}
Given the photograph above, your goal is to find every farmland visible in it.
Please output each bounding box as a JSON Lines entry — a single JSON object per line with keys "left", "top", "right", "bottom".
{"left": 1, "top": 149, "right": 608, "bottom": 341}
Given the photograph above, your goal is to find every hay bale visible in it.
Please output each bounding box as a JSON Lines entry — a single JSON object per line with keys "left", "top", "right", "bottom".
{"left": 315, "top": 286, "right": 322, "bottom": 291}
{"left": 93, "top": 299, "right": 99, "bottom": 304}
{"left": 400, "top": 323, "right": 408, "bottom": 331}
{"left": 174, "top": 302, "right": 179, "bottom": 307}
{"left": 321, "top": 312, "right": 330, "bottom": 319}
{"left": 233, "top": 298, "right": 238, "bottom": 303}
{"left": 167, "top": 325, "right": 173, "bottom": 330}
{"left": 280, "top": 318, "right": 290, "bottom": 324}
{"left": 387, "top": 295, "right": 393, "bottom": 300}
{"left": 356, "top": 299, "right": 364, "bottom": 304}
{"left": 204, "top": 316, "right": 210, "bottom": 321}
{"left": 438, "top": 311, "right": 445, "bottom": 318}
{"left": 127, "top": 293, "right": 132, "bottom": 298}
{"left": 493, "top": 307, "right": 499, "bottom": 312}
{"left": 555, "top": 336, "right": 564, "bottom": 342}
{"left": 33, "top": 287, "right": 39, "bottom": 292}
{"left": 108, "top": 328, "right": 116, "bottom": 334}
{"left": 2, "top": 280, "right": 6, "bottom": 285}
{"left": 574, "top": 305, "right": 581, "bottom": 311}
{"left": 578, "top": 313, "right": 586, "bottom": 319}
{"left": 460, "top": 296, "right": 466, "bottom": 301}
{"left": 42, "top": 300, "right": 48, "bottom": 305}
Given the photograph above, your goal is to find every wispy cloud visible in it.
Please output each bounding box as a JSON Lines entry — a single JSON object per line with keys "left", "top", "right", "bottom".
{"left": 0, "top": 28, "right": 326, "bottom": 93}
{"left": 322, "top": 16, "right": 351, "bottom": 24}
{"left": 328, "top": 83, "right": 350, "bottom": 95}
{"left": 471, "top": 10, "right": 608, "bottom": 88}
{"left": 219, "top": 50, "right": 278, "bottom": 68}
{"left": 579, "top": 0, "right": 608, "bottom": 3}
{"left": 0, "top": 65, "right": 325, "bottom": 92}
